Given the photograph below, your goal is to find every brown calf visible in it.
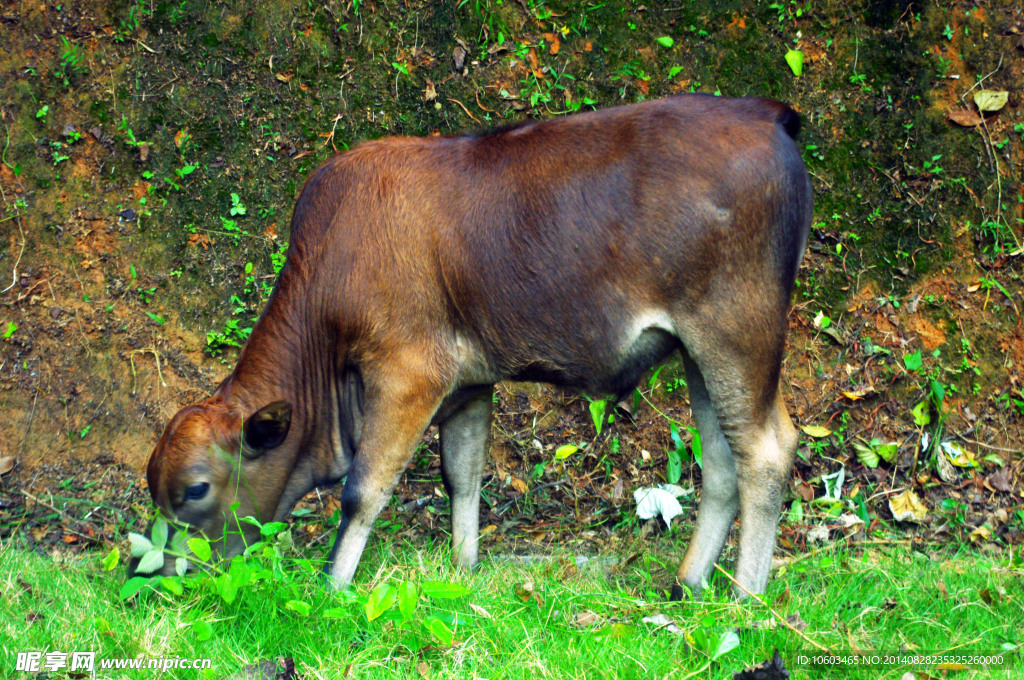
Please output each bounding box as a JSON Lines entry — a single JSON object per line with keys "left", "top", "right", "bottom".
{"left": 132, "top": 94, "right": 812, "bottom": 598}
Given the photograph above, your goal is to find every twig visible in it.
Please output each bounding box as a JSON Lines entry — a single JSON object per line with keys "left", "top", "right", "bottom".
{"left": 953, "top": 435, "right": 1020, "bottom": 455}
{"left": 447, "top": 98, "right": 481, "bottom": 125}
{"left": 130, "top": 347, "right": 167, "bottom": 394}
{"left": 17, "top": 388, "right": 39, "bottom": 458}
{"left": 712, "top": 563, "right": 835, "bottom": 656}
{"left": 0, "top": 185, "right": 26, "bottom": 294}
{"left": 475, "top": 90, "right": 498, "bottom": 115}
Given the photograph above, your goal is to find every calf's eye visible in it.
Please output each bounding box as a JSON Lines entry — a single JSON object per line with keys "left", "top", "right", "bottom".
{"left": 184, "top": 482, "right": 210, "bottom": 501}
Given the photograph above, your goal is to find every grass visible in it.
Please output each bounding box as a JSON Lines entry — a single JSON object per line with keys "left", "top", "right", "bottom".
{"left": 1, "top": 533, "right": 1021, "bottom": 679}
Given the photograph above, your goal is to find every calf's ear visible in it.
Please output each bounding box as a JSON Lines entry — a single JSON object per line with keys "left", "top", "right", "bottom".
{"left": 241, "top": 401, "right": 292, "bottom": 458}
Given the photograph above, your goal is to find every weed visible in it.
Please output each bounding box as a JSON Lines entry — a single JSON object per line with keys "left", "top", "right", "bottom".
{"left": 57, "top": 36, "right": 86, "bottom": 87}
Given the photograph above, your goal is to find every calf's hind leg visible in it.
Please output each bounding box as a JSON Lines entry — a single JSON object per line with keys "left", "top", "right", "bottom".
{"left": 674, "top": 310, "right": 798, "bottom": 598}
{"left": 439, "top": 388, "right": 493, "bottom": 570}
{"left": 670, "top": 352, "right": 740, "bottom": 600}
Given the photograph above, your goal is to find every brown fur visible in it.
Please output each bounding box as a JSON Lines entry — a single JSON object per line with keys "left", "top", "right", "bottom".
{"left": 132, "top": 95, "right": 812, "bottom": 597}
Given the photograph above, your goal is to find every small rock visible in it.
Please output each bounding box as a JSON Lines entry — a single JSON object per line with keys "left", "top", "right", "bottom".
{"left": 89, "top": 126, "right": 102, "bottom": 140}
{"left": 452, "top": 45, "right": 467, "bottom": 72}
{"left": 62, "top": 122, "right": 78, "bottom": 138}
{"left": 119, "top": 209, "right": 136, "bottom": 221}
{"left": 49, "top": 308, "right": 62, "bottom": 320}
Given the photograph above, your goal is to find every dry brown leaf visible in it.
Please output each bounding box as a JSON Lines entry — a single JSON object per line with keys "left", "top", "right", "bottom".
{"left": 946, "top": 109, "right": 983, "bottom": 127}
{"left": 0, "top": 455, "right": 14, "bottom": 475}
{"left": 889, "top": 489, "right": 927, "bottom": 522}
{"left": 469, "top": 603, "right": 492, "bottom": 618}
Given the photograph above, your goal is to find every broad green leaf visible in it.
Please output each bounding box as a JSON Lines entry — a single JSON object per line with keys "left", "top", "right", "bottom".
{"left": 102, "top": 548, "right": 120, "bottom": 571}
{"left": 260, "top": 521, "right": 289, "bottom": 537}
{"left": 128, "top": 532, "right": 153, "bottom": 557}
{"left": 424, "top": 616, "right": 454, "bottom": 647}
{"left": 666, "top": 447, "right": 682, "bottom": 484}
{"left": 911, "top": 400, "right": 931, "bottom": 427}
{"left": 876, "top": 442, "right": 899, "bottom": 463}
{"left": 593, "top": 622, "right": 634, "bottom": 639}
{"left": 656, "top": 36, "right": 674, "bottom": 48}
{"left": 365, "top": 582, "right": 397, "bottom": 621}
{"left": 903, "top": 350, "right": 922, "bottom": 372}
{"left": 712, "top": 631, "right": 740, "bottom": 660}
{"left": 785, "top": 49, "right": 804, "bottom": 76}
{"left": 136, "top": 549, "right": 165, "bottom": 575}
{"left": 228, "top": 556, "right": 250, "bottom": 589}
{"left": 119, "top": 576, "right": 152, "bottom": 600}
{"left": 853, "top": 440, "right": 879, "bottom": 468}
{"left": 193, "top": 620, "right": 213, "bottom": 641}
{"left": 589, "top": 399, "right": 607, "bottom": 436}
{"left": 217, "top": 573, "right": 239, "bottom": 604}
{"left": 151, "top": 517, "right": 168, "bottom": 550}
{"left": 787, "top": 498, "right": 803, "bottom": 522}
{"left": 686, "top": 425, "right": 703, "bottom": 469}
{"left": 175, "top": 557, "right": 188, "bottom": 577}
{"left": 554, "top": 444, "right": 578, "bottom": 460}
{"left": 285, "top": 600, "right": 311, "bottom": 616}
{"left": 668, "top": 65, "right": 684, "bottom": 78}
{"left": 398, "top": 581, "right": 418, "bottom": 620}
{"left": 188, "top": 537, "right": 212, "bottom": 562}
{"left": 160, "top": 577, "right": 183, "bottom": 596}
{"left": 2, "top": 322, "right": 16, "bottom": 339}
{"left": 422, "top": 581, "right": 469, "bottom": 599}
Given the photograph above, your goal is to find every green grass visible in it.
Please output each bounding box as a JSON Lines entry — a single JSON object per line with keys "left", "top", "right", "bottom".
{"left": 1, "top": 536, "right": 1021, "bottom": 679}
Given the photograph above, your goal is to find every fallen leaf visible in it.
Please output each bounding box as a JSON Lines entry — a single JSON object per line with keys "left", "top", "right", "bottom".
{"left": 416, "top": 662, "right": 430, "bottom": 678}
{"left": 941, "top": 441, "right": 978, "bottom": 468}
{"left": 807, "top": 524, "right": 831, "bottom": 543}
{"left": 840, "top": 387, "right": 874, "bottom": 401}
{"left": 469, "top": 603, "right": 491, "bottom": 618}
{"left": 785, "top": 612, "right": 807, "bottom": 631}
{"left": 275, "top": 72, "right": 293, "bottom": 83}
{"left": 513, "top": 581, "right": 545, "bottom": 608}
{"left": 969, "top": 524, "right": 992, "bottom": 543}
{"left": 973, "top": 89, "right": 1008, "bottom": 113}
{"left": 423, "top": 79, "right": 437, "bottom": 101}
{"left": 0, "top": 455, "right": 14, "bottom": 475}
{"left": 801, "top": 424, "right": 832, "bottom": 438}
{"left": 987, "top": 468, "right": 1012, "bottom": 493}
{"left": 889, "top": 490, "right": 927, "bottom": 522}
{"left": 733, "top": 648, "right": 789, "bottom": 680}
{"left": 479, "top": 524, "right": 497, "bottom": 537}
{"left": 575, "top": 610, "right": 601, "bottom": 627}
{"left": 641, "top": 613, "right": 683, "bottom": 635}
{"left": 946, "top": 109, "right": 983, "bottom": 126}
{"left": 510, "top": 477, "right": 528, "bottom": 494}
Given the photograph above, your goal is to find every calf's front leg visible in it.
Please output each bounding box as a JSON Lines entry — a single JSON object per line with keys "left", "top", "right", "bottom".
{"left": 439, "top": 388, "right": 493, "bottom": 569}
{"left": 326, "top": 370, "right": 445, "bottom": 589}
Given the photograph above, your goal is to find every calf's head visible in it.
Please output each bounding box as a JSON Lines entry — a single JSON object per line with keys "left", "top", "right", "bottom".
{"left": 127, "top": 399, "right": 293, "bottom": 576}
